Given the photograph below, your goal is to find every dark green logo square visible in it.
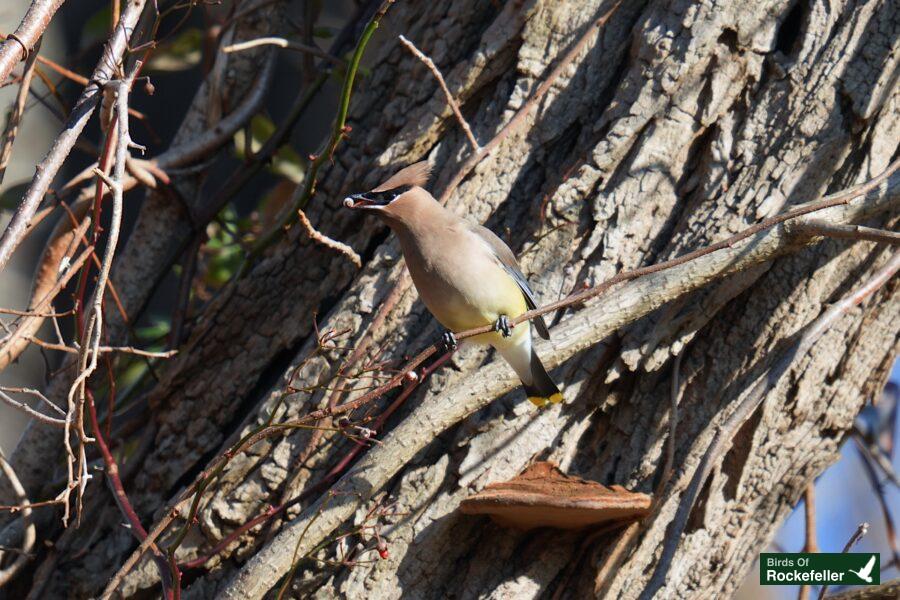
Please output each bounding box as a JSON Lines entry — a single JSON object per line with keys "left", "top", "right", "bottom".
{"left": 760, "top": 553, "right": 880, "bottom": 586}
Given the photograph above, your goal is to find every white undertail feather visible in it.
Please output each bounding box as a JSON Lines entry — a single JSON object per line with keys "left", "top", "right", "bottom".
{"left": 495, "top": 334, "right": 535, "bottom": 387}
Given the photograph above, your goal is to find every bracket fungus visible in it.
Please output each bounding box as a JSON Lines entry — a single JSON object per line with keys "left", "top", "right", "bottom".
{"left": 459, "top": 462, "right": 651, "bottom": 530}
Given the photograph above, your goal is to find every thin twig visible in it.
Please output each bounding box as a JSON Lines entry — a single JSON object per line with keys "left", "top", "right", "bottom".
{"left": 223, "top": 37, "right": 344, "bottom": 66}
{"left": 296, "top": 209, "right": 362, "bottom": 268}
{"left": 152, "top": 53, "right": 276, "bottom": 170}
{"left": 818, "top": 523, "right": 870, "bottom": 600}
{"left": 24, "top": 337, "right": 177, "bottom": 358}
{"left": 0, "top": 386, "right": 64, "bottom": 416}
{"left": 0, "top": 237, "right": 94, "bottom": 370}
{"left": 170, "top": 234, "right": 202, "bottom": 348}
{"left": 594, "top": 522, "right": 642, "bottom": 597}
{"left": 453, "top": 158, "right": 900, "bottom": 342}
{"left": 799, "top": 483, "right": 818, "bottom": 600}
{"left": 659, "top": 350, "right": 683, "bottom": 493}
{"left": 0, "top": 36, "right": 40, "bottom": 185}
{"left": 438, "top": 0, "right": 623, "bottom": 204}
{"left": 86, "top": 390, "right": 172, "bottom": 590}
{"left": 790, "top": 219, "right": 900, "bottom": 245}
{"left": 804, "top": 484, "right": 818, "bottom": 552}
{"left": 853, "top": 436, "right": 900, "bottom": 564}
{"left": 0, "top": 307, "right": 74, "bottom": 318}
{"left": 398, "top": 34, "right": 479, "bottom": 151}
{"left": 0, "top": 388, "right": 65, "bottom": 427}
{"left": 853, "top": 429, "right": 900, "bottom": 488}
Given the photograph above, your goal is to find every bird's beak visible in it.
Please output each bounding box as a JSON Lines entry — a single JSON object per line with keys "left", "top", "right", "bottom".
{"left": 343, "top": 192, "right": 383, "bottom": 210}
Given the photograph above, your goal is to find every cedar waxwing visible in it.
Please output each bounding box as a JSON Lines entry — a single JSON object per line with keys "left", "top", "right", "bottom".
{"left": 344, "top": 162, "right": 562, "bottom": 407}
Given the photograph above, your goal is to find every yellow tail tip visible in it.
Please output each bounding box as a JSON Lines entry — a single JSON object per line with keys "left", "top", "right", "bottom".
{"left": 527, "top": 392, "right": 564, "bottom": 408}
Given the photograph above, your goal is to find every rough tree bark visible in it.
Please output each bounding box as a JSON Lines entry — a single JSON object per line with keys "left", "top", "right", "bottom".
{"left": 3, "top": 0, "right": 898, "bottom": 598}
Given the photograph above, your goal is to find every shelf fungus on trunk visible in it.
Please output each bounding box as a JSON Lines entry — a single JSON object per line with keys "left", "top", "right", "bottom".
{"left": 459, "top": 462, "right": 651, "bottom": 530}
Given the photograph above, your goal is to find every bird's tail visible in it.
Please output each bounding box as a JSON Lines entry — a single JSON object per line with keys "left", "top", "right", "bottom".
{"left": 522, "top": 348, "right": 563, "bottom": 407}
{"left": 498, "top": 338, "right": 562, "bottom": 408}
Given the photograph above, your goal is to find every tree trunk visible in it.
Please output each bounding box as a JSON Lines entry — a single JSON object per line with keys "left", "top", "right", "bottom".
{"left": 5, "top": 0, "right": 899, "bottom": 598}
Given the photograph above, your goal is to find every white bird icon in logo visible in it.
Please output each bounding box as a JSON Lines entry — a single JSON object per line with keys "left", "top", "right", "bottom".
{"left": 848, "top": 555, "right": 876, "bottom": 583}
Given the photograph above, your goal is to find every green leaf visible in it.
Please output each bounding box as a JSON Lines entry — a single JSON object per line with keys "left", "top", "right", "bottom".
{"left": 272, "top": 145, "right": 305, "bottom": 183}
{"left": 233, "top": 114, "right": 276, "bottom": 159}
{"left": 233, "top": 115, "right": 305, "bottom": 183}
{"left": 147, "top": 28, "right": 203, "bottom": 72}
{"left": 0, "top": 182, "right": 28, "bottom": 212}
{"left": 135, "top": 318, "right": 170, "bottom": 342}
{"left": 313, "top": 27, "right": 334, "bottom": 39}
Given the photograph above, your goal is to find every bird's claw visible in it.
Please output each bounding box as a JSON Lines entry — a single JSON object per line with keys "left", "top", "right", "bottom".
{"left": 441, "top": 331, "right": 458, "bottom": 352}
{"left": 493, "top": 315, "right": 512, "bottom": 338}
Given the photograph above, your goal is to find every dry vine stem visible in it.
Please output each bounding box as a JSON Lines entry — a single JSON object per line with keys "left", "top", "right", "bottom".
{"left": 64, "top": 64, "right": 141, "bottom": 526}
{"left": 212, "top": 164, "right": 899, "bottom": 598}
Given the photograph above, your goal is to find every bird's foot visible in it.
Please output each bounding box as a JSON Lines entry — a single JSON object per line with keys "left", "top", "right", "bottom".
{"left": 441, "top": 331, "right": 458, "bottom": 353}
{"left": 493, "top": 315, "right": 513, "bottom": 338}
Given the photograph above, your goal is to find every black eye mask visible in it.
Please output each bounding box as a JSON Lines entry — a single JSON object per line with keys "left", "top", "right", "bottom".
{"left": 348, "top": 185, "right": 412, "bottom": 206}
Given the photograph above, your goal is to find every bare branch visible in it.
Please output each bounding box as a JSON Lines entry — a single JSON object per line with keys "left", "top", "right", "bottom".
{"left": 296, "top": 209, "right": 362, "bottom": 268}
{"left": 789, "top": 219, "right": 900, "bottom": 245}
{"left": 152, "top": 53, "right": 276, "bottom": 170}
{"left": 0, "top": 0, "right": 147, "bottom": 273}
{"left": 0, "top": 451, "right": 35, "bottom": 586}
{"left": 0, "top": 36, "right": 40, "bottom": 185}
{"left": 0, "top": 386, "right": 64, "bottom": 416}
{"left": 398, "top": 34, "right": 479, "bottom": 152}
{"left": 24, "top": 337, "right": 177, "bottom": 358}
{"left": 0, "top": 0, "right": 64, "bottom": 85}
{"left": 0, "top": 389, "right": 66, "bottom": 428}
{"left": 853, "top": 429, "right": 900, "bottom": 488}
{"left": 798, "top": 483, "right": 818, "bottom": 600}
{"left": 818, "top": 523, "right": 870, "bottom": 600}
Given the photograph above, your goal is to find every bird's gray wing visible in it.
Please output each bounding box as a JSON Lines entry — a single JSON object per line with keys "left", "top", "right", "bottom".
{"left": 469, "top": 223, "right": 550, "bottom": 340}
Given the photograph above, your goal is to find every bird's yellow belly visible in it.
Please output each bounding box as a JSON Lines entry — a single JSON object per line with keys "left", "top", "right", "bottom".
{"left": 413, "top": 265, "right": 528, "bottom": 346}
